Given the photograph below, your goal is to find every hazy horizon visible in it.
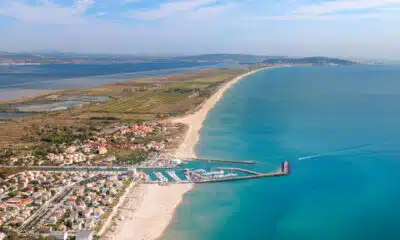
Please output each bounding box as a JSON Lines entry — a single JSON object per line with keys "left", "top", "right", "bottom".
{"left": 1, "top": 0, "right": 400, "bottom": 60}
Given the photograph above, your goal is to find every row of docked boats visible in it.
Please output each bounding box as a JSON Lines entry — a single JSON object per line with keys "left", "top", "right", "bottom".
{"left": 143, "top": 169, "right": 239, "bottom": 184}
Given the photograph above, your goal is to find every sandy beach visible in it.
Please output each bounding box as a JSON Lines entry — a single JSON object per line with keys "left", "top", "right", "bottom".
{"left": 106, "top": 67, "right": 269, "bottom": 240}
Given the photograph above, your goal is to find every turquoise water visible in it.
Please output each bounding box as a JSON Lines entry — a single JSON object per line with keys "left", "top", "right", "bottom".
{"left": 161, "top": 65, "right": 400, "bottom": 240}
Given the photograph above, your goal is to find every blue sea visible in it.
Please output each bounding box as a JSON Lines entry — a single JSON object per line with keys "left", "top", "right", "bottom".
{"left": 161, "top": 65, "right": 400, "bottom": 240}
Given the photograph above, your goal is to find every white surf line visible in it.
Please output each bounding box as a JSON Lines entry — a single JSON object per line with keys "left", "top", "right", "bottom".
{"left": 298, "top": 143, "right": 374, "bottom": 161}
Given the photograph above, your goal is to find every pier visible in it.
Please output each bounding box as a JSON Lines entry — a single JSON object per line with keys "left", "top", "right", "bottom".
{"left": 179, "top": 157, "right": 256, "bottom": 165}
{"left": 195, "top": 171, "right": 287, "bottom": 183}
{"left": 216, "top": 167, "right": 262, "bottom": 175}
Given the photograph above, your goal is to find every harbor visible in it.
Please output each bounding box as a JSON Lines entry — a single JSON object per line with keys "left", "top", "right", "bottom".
{"left": 142, "top": 160, "right": 290, "bottom": 184}
{"left": 3, "top": 158, "right": 291, "bottom": 185}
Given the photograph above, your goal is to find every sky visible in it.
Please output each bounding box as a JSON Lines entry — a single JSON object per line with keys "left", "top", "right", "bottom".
{"left": 0, "top": 0, "right": 399, "bottom": 59}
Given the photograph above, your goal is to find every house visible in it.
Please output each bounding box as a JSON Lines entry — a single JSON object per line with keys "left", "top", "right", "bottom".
{"left": 72, "top": 222, "right": 83, "bottom": 231}
{"left": 66, "top": 146, "right": 77, "bottom": 154}
{"left": 84, "top": 219, "right": 96, "bottom": 230}
{"left": 15, "top": 216, "right": 25, "bottom": 223}
{"left": 93, "top": 207, "right": 104, "bottom": 217}
{"left": 84, "top": 195, "right": 92, "bottom": 202}
{"left": 105, "top": 181, "right": 113, "bottom": 187}
{"left": 34, "top": 199, "right": 44, "bottom": 205}
{"left": 82, "top": 147, "right": 92, "bottom": 154}
{"left": 109, "top": 188, "right": 117, "bottom": 195}
{"left": 65, "top": 200, "right": 75, "bottom": 207}
{"left": 98, "top": 147, "right": 107, "bottom": 155}
{"left": 57, "top": 225, "right": 67, "bottom": 231}
{"left": 82, "top": 209, "right": 92, "bottom": 218}
{"left": 48, "top": 216, "right": 57, "bottom": 225}
{"left": 70, "top": 211, "right": 79, "bottom": 220}
{"left": 39, "top": 225, "right": 52, "bottom": 233}
{"left": 102, "top": 197, "right": 112, "bottom": 206}
{"left": 103, "top": 155, "right": 116, "bottom": 162}
{"left": 50, "top": 231, "right": 68, "bottom": 240}
{"left": 79, "top": 206, "right": 87, "bottom": 213}
{"left": 75, "top": 230, "right": 93, "bottom": 240}
{"left": 7, "top": 198, "right": 21, "bottom": 204}
{"left": 92, "top": 201, "right": 100, "bottom": 207}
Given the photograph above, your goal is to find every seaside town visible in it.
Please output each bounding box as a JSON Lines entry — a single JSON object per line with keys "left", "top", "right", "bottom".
{"left": 0, "top": 67, "right": 291, "bottom": 240}
{"left": 0, "top": 170, "right": 137, "bottom": 240}
{"left": 0, "top": 122, "right": 177, "bottom": 167}
{"left": 0, "top": 121, "right": 183, "bottom": 239}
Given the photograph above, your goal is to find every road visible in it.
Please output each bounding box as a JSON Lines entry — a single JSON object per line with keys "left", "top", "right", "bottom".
{"left": 18, "top": 174, "right": 100, "bottom": 232}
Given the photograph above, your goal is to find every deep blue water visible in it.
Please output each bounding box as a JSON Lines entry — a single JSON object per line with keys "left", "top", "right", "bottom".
{"left": 162, "top": 65, "right": 400, "bottom": 240}
{"left": 0, "top": 61, "right": 221, "bottom": 89}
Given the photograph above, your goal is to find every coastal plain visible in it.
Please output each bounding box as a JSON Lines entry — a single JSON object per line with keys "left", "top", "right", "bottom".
{"left": 0, "top": 68, "right": 245, "bottom": 153}
{"left": 0, "top": 66, "right": 263, "bottom": 240}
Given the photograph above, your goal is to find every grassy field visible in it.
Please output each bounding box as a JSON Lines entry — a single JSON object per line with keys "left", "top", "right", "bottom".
{"left": 0, "top": 68, "right": 248, "bottom": 150}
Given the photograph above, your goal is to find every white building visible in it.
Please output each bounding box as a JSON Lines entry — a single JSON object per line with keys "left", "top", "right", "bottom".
{"left": 66, "top": 146, "right": 77, "bottom": 154}
{"left": 171, "top": 159, "right": 183, "bottom": 165}
{"left": 50, "top": 231, "right": 68, "bottom": 240}
{"left": 103, "top": 155, "right": 116, "bottom": 162}
{"left": 0, "top": 232, "right": 6, "bottom": 240}
{"left": 75, "top": 230, "right": 93, "bottom": 240}
{"left": 98, "top": 147, "right": 107, "bottom": 155}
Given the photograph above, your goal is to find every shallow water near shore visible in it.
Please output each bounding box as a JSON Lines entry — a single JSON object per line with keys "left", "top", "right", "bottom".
{"left": 161, "top": 65, "right": 400, "bottom": 240}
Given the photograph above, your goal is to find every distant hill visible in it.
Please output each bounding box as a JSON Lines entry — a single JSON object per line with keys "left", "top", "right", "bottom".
{"left": 0, "top": 52, "right": 356, "bottom": 65}
{"left": 176, "top": 55, "right": 356, "bottom": 65}
{"left": 174, "top": 54, "right": 278, "bottom": 63}
{"left": 262, "top": 56, "right": 356, "bottom": 65}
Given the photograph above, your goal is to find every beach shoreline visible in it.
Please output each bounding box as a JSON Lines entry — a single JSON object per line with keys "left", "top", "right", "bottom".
{"left": 105, "top": 67, "right": 270, "bottom": 240}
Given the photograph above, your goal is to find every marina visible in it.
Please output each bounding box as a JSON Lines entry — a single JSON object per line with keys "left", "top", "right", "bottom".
{"left": 154, "top": 172, "right": 169, "bottom": 182}
{"left": 4, "top": 160, "right": 290, "bottom": 185}
{"left": 142, "top": 160, "right": 290, "bottom": 184}
{"left": 167, "top": 171, "right": 182, "bottom": 182}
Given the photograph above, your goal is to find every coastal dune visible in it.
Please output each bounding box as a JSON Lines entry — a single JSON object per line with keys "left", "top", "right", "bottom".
{"left": 109, "top": 67, "right": 268, "bottom": 240}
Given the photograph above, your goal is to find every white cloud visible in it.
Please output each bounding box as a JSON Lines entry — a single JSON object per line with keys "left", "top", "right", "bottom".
{"left": 294, "top": 0, "right": 400, "bottom": 15}
{"left": 128, "top": 0, "right": 217, "bottom": 20}
{"left": 265, "top": 13, "right": 380, "bottom": 21}
{"left": 267, "top": 0, "right": 400, "bottom": 21}
{"left": 0, "top": 0, "right": 95, "bottom": 24}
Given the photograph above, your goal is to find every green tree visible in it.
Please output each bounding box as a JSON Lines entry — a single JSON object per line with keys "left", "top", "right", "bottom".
{"left": 8, "top": 191, "right": 17, "bottom": 197}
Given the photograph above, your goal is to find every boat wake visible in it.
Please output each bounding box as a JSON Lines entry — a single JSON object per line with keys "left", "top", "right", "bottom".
{"left": 298, "top": 143, "right": 374, "bottom": 161}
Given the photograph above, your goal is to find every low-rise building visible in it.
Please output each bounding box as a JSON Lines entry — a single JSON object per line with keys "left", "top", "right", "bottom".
{"left": 50, "top": 231, "right": 68, "bottom": 240}
{"left": 75, "top": 230, "right": 93, "bottom": 240}
{"left": 98, "top": 147, "right": 107, "bottom": 155}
